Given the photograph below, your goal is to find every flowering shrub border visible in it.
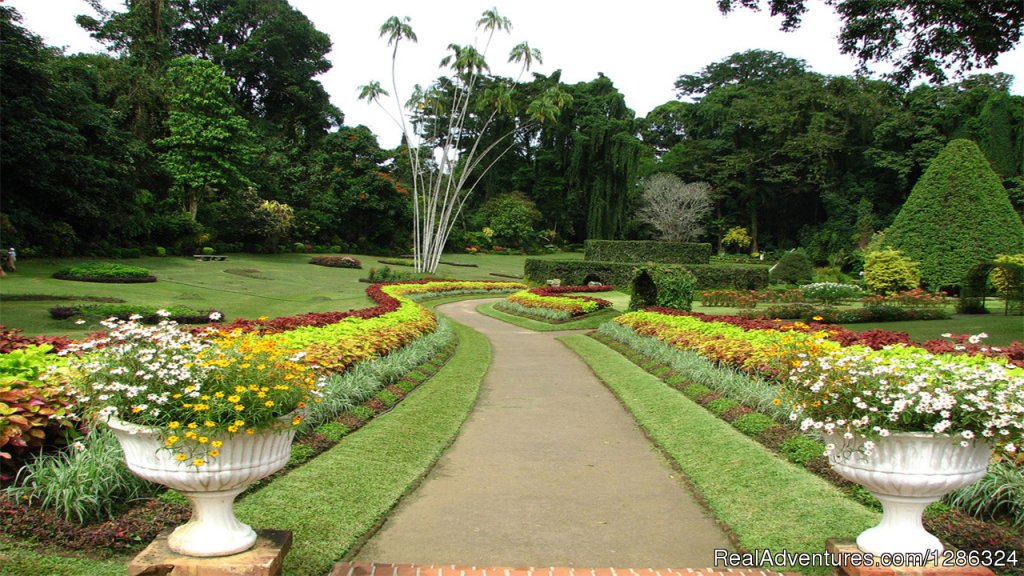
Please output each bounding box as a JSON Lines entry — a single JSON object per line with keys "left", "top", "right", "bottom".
{"left": 591, "top": 325, "right": 1024, "bottom": 569}
{"left": 504, "top": 285, "right": 613, "bottom": 319}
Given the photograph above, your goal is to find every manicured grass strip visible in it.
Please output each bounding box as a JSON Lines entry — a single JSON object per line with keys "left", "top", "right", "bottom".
{"left": 0, "top": 537, "right": 124, "bottom": 576}
{"left": 477, "top": 301, "right": 619, "bottom": 331}
{"left": 234, "top": 322, "right": 489, "bottom": 576}
{"left": 560, "top": 334, "right": 878, "bottom": 576}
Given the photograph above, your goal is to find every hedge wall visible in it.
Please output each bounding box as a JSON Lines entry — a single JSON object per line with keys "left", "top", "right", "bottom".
{"left": 524, "top": 259, "right": 768, "bottom": 290}
{"left": 584, "top": 240, "right": 711, "bottom": 265}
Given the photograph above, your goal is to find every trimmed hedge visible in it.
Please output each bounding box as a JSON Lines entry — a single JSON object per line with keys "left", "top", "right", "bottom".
{"left": 53, "top": 262, "right": 156, "bottom": 283}
{"left": 524, "top": 258, "right": 768, "bottom": 290}
{"left": 584, "top": 240, "right": 711, "bottom": 265}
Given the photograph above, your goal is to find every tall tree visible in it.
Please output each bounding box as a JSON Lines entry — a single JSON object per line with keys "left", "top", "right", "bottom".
{"left": 885, "top": 139, "right": 1024, "bottom": 290}
{"left": 156, "top": 56, "right": 260, "bottom": 220}
{"left": 360, "top": 10, "right": 568, "bottom": 273}
{"left": 716, "top": 0, "right": 1023, "bottom": 84}
{"left": 636, "top": 175, "right": 713, "bottom": 242}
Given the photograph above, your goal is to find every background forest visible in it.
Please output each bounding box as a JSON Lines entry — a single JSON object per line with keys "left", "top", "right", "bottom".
{"left": 2, "top": 1, "right": 1022, "bottom": 267}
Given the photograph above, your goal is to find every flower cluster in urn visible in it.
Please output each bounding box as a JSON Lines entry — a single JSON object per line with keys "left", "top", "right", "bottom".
{"left": 780, "top": 332, "right": 1024, "bottom": 457}
{"left": 51, "top": 312, "right": 326, "bottom": 465}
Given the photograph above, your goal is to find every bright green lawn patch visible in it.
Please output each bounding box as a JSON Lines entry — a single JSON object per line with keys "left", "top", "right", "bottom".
{"left": 233, "top": 321, "right": 489, "bottom": 576}
{"left": 0, "top": 537, "right": 124, "bottom": 576}
{"left": 477, "top": 301, "right": 619, "bottom": 331}
{"left": 0, "top": 253, "right": 578, "bottom": 338}
{"left": 560, "top": 335, "right": 877, "bottom": 576}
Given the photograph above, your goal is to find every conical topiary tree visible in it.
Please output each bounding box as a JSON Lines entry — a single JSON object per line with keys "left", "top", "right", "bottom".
{"left": 886, "top": 139, "right": 1024, "bottom": 291}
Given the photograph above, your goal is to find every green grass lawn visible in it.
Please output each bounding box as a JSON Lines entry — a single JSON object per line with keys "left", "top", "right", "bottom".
{"left": 0, "top": 252, "right": 579, "bottom": 337}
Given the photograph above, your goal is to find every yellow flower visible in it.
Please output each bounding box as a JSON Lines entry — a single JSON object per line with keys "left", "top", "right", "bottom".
{"left": 227, "top": 426, "right": 238, "bottom": 433}
{"left": 131, "top": 406, "right": 144, "bottom": 413}
{"left": 193, "top": 459, "right": 205, "bottom": 467}
{"left": 211, "top": 440, "right": 223, "bottom": 448}
{"left": 168, "top": 422, "right": 181, "bottom": 429}
{"left": 187, "top": 422, "right": 198, "bottom": 429}
{"left": 208, "top": 450, "right": 220, "bottom": 458}
{"left": 245, "top": 428, "right": 255, "bottom": 435}
{"left": 198, "top": 436, "right": 209, "bottom": 444}
{"left": 204, "top": 420, "right": 216, "bottom": 428}
{"left": 264, "top": 400, "right": 274, "bottom": 407}
{"left": 772, "top": 398, "right": 782, "bottom": 406}
{"left": 214, "top": 391, "right": 225, "bottom": 398}
{"left": 812, "top": 315, "right": 824, "bottom": 321}
{"left": 235, "top": 386, "right": 246, "bottom": 393}
{"left": 234, "top": 420, "right": 245, "bottom": 427}
{"left": 228, "top": 395, "right": 241, "bottom": 403}
{"left": 175, "top": 453, "right": 188, "bottom": 461}
{"left": 185, "top": 431, "right": 198, "bottom": 439}
{"left": 165, "top": 436, "right": 179, "bottom": 446}
{"left": 234, "top": 405, "right": 245, "bottom": 412}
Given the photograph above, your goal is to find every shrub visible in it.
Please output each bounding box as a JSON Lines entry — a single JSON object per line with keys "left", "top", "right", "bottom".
{"left": 770, "top": 251, "right": 813, "bottom": 285}
{"left": 53, "top": 262, "right": 155, "bottom": 283}
{"left": 799, "top": 282, "right": 863, "bottom": 304}
{"left": 201, "top": 246, "right": 215, "bottom": 255}
{"left": 366, "top": 266, "right": 421, "bottom": 283}
{"left": 780, "top": 435, "right": 826, "bottom": 466}
{"left": 863, "top": 249, "right": 920, "bottom": 295}
{"left": 991, "top": 254, "right": 1024, "bottom": 298}
{"left": 475, "top": 192, "right": 541, "bottom": 248}
{"left": 722, "top": 227, "right": 752, "bottom": 253}
{"left": 886, "top": 139, "right": 1024, "bottom": 291}
{"left": 629, "top": 264, "right": 697, "bottom": 311}
{"left": 584, "top": 240, "right": 711, "bottom": 265}
{"left": 48, "top": 304, "right": 222, "bottom": 325}
{"left": 732, "top": 412, "right": 778, "bottom": 437}
{"left": 155, "top": 246, "right": 167, "bottom": 257}
{"left": 5, "top": 429, "right": 159, "bottom": 523}
{"left": 524, "top": 259, "right": 767, "bottom": 290}
{"left": 310, "top": 255, "right": 362, "bottom": 269}
{"left": 0, "top": 345, "right": 76, "bottom": 464}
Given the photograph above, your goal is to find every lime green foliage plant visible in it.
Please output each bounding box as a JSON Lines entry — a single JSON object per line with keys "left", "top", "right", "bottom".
{"left": 991, "top": 254, "right": 1024, "bottom": 297}
{"left": 630, "top": 264, "right": 696, "bottom": 310}
{"left": 885, "top": 139, "right": 1024, "bottom": 290}
{"left": 863, "top": 248, "right": 920, "bottom": 295}
{"left": 722, "top": 226, "right": 752, "bottom": 253}
{"left": 0, "top": 345, "right": 74, "bottom": 461}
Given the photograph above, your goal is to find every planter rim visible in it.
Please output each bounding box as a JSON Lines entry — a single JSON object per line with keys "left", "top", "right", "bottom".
{"left": 103, "top": 410, "right": 302, "bottom": 436}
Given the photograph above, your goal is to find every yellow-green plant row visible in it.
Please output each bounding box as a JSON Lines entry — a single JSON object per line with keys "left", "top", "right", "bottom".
{"left": 505, "top": 285, "right": 613, "bottom": 318}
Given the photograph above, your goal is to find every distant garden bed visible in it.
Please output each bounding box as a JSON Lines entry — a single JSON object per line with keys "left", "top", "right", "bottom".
{"left": 52, "top": 262, "right": 156, "bottom": 283}
{"left": 49, "top": 304, "right": 223, "bottom": 325}
{"left": 310, "top": 255, "right": 361, "bottom": 269}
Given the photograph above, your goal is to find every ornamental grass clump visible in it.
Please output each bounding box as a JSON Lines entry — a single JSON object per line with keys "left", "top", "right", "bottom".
{"left": 58, "top": 313, "right": 325, "bottom": 468}
{"left": 781, "top": 339, "right": 1024, "bottom": 457}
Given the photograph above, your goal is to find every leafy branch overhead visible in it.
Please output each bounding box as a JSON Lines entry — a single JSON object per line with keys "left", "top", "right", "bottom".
{"left": 717, "top": 0, "right": 1023, "bottom": 84}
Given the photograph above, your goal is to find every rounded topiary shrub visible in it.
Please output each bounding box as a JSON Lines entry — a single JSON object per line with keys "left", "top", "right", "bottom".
{"left": 885, "top": 139, "right": 1024, "bottom": 291}
{"left": 863, "top": 249, "right": 920, "bottom": 295}
{"left": 310, "top": 255, "right": 362, "bottom": 269}
{"left": 53, "top": 262, "right": 156, "bottom": 283}
{"left": 770, "top": 251, "right": 813, "bottom": 285}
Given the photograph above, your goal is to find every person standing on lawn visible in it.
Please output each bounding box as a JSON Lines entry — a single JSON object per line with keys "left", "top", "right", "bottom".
{"left": 5, "top": 247, "right": 16, "bottom": 272}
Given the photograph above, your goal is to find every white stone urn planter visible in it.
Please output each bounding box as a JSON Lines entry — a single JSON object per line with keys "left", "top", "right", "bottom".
{"left": 107, "top": 415, "right": 296, "bottom": 557}
{"left": 825, "top": 431, "right": 991, "bottom": 556}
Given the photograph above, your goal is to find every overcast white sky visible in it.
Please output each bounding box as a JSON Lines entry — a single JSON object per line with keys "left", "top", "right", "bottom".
{"left": 8, "top": 0, "right": 1024, "bottom": 148}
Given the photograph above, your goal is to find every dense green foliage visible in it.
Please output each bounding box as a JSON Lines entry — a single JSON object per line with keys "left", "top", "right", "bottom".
{"left": 523, "top": 258, "right": 768, "bottom": 290}
{"left": 863, "top": 249, "right": 921, "bottom": 295}
{"left": 629, "top": 264, "right": 696, "bottom": 311}
{"left": 53, "top": 262, "right": 153, "bottom": 280}
{"left": 885, "top": 139, "right": 1024, "bottom": 290}
{"left": 769, "top": 251, "right": 813, "bottom": 285}
{"left": 584, "top": 240, "right": 711, "bottom": 265}
{"left": 1, "top": 4, "right": 1021, "bottom": 271}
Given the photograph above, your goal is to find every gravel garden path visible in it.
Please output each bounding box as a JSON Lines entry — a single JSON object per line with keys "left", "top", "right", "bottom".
{"left": 354, "top": 299, "right": 731, "bottom": 567}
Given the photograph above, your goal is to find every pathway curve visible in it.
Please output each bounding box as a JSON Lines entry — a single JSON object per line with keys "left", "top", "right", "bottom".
{"left": 354, "top": 299, "right": 731, "bottom": 567}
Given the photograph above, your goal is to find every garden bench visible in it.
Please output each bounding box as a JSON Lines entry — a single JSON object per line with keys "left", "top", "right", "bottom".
{"left": 193, "top": 254, "right": 228, "bottom": 261}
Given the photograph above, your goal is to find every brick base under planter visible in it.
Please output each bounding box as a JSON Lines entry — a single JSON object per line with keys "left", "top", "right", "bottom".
{"left": 128, "top": 529, "right": 291, "bottom": 576}
{"left": 825, "top": 539, "right": 997, "bottom": 576}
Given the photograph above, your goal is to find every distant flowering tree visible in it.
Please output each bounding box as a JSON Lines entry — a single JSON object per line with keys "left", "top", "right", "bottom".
{"left": 359, "top": 10, "right": 570, "bottom": 273}
{"left": 636, "top": 174, "right": 713, "bottom": 242}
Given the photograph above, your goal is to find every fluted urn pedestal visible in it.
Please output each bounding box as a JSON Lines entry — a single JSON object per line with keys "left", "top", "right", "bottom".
{"left": 108, "top": 416, "right": 296, "bottom": 557}
{"left": 826, "top": 432, "right": 990, "bottom": 556}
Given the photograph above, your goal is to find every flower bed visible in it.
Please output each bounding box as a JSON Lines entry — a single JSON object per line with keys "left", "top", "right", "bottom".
{"left": 592, "top": 323, "right": 1024, "bottom": 573}
{"left": 49, "top": 304, "right": 223, "bottom": 325}
{"left": 501, "top": 285, "right": 613, "bottom": 320}
{"left": 612, "top": 309, "right": 1024, "bottom": 457}
{"left": 310, "top": 255, "right": 362, "bottom": 269}
{"left": 699, "top": 288, "right": 803, "bottom": 308}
